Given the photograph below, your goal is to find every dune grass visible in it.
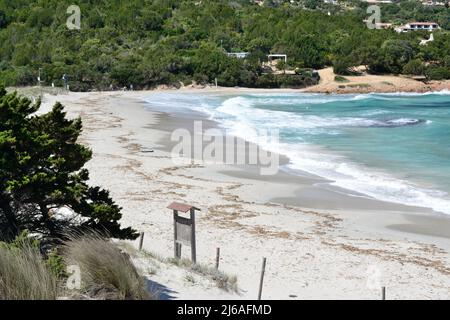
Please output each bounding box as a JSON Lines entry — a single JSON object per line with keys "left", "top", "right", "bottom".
{"left": 334, "top": 75, "right": 349, "bottom": 83}
{"left": 347, "top": 83, "right": 371, "bottom": 88}
{"left": 0, "top": 245, "right": 59, "bottom": 300}
{"left": 121, "top": 243, "right": 239, "bottom": 293}
{"left": 166, "top": 257, "right": 239, "bottom": 293}
{"left": 62, "top": 233, "right": 152, "bottom": 300}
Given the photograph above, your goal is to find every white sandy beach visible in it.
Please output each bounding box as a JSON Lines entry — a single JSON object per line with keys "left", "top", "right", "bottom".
{"left": 38, "top": 89, "right": 450, "bottom": 300}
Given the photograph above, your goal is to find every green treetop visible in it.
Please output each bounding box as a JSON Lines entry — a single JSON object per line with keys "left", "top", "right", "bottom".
{"left": 0, "top": 87, "right": 137, "bottom": 242}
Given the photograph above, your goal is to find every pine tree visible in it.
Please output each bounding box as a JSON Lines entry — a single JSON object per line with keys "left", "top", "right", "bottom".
{"left": 0, "top": 87, "right": 137, "bottom": 242}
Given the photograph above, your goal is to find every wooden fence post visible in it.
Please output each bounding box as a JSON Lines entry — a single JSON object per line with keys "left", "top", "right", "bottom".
{"left": 173, "top": 210, "right": 178, "bottom": 259}
{"left": 190, "top": 208, "right": 197, "bottom": 264}
{"left": 258, "top": 257, "right": 267, "bottom": 300}
{"left": 215, "top": 248, "right": 220, "bottom": 270}
{"left": 381, "top": 286, "right": 386, "bottom": 300}
{"left": 138, "top": 232, "right": 144, "bottom": 251}
{"left": 176, "top": 243, "right": 182, "bottom": 259}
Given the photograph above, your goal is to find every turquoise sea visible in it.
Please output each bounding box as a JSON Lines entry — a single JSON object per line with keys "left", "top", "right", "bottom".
{"left": 144, "top": 90, "right": 450, "bottom": 215}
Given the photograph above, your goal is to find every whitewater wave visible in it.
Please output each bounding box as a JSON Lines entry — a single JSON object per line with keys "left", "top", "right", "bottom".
{"left": 213, "top": 95, "right": 450, "bottom": 215}
{"left": 140, "top": 92, "right": 450, "bottom": 215}
{"left": 373, "top": 89, "right": 450, "bottom": 97}
{"left": 286, "top": 148, "right": 450, "bottom": 215}
{"left": 215, "top": 96, "right": 428, "bottom": 130}
{"left": 220, "top": 118, "right": 450, "bottom": 215}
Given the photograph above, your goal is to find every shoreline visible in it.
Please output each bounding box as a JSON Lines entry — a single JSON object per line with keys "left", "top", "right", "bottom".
{"left": 139, "top": 93, "right": 450, "bottom": 244}
{"left": 37, "top": 90, "right": 450, "bottom": 299}
{"left": 9, "top": 66, "right": 450, "bottom": 98}
{"left": 140, "top": 93, "right": 439, "bottom": 216}
{"left": 138, "top": 89, "right": 450, "bottom": 217}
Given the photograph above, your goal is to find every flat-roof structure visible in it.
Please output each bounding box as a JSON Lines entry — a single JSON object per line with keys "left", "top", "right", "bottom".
{"left": 395, "top": 22, "right": 440, "bottom": 33}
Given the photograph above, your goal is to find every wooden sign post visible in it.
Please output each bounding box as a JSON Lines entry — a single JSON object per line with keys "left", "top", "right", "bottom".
{"left": 168, "top": 202, "right": 200, "bottom": 264}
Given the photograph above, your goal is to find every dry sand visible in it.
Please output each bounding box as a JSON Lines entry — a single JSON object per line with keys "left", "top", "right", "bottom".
{"left": 38, "top": 89, "right": 450, "bottom": 300}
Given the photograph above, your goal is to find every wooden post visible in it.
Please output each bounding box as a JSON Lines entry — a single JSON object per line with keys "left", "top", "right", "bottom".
{"left": 381, "top": 286, "right": 386, "bottom": 300}
{"left": 258, "top": 257, "right": 267, "bottom": 300}
{"left": 215, "top": 248, "right": 220, "bottom": 270}
{"left": 190, "top": 209, "right": 197, "bottom": 264}
{"left": 176, "top": 243, "right": 182, "bottom": 259}
{"left": 173, "top": 210, "right": 178, "bottom": 259}
{"left": 138, "top": 232, "right": 144, "bottom": 251}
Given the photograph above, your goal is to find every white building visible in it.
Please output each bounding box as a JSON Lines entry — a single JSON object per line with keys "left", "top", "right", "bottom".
{"left": 363, "top": 0, "right": 393, "bottom": 4}
{"left": 395, "top": 22, "right": 440, "bottom": 33}
{"left": 421, "top": 1, "right": 448, "bottom": 6}
{"left": 227, "top": 52, "right": 250, "bottom": 59}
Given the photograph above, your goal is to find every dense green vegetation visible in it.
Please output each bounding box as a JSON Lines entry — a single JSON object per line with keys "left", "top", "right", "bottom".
{"left": 0, "top": 0, "right": 449, "bottom": 90}
{"left": 0, "top": 87, "right": 137, "bottom": 242}
{"left": 352, "top": 0, "right": 450, "bottom": 29}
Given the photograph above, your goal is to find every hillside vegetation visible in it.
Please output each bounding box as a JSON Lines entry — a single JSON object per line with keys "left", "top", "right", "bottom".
{"left": 0, "top": 0, "right": 449, "bottom": 90}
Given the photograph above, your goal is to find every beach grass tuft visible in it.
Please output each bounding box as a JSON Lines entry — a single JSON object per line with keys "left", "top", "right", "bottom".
{"left": 0, "top": 244, "right": 59, "bottom": 300}
{"left": 167, "top": 257, "right": 239, "bottom": 292}
{"left": 62, "top": 233, "right": 152, "bottom": 300}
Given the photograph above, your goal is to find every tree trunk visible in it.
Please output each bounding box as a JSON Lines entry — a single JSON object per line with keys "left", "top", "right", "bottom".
{"left": 0, "top": 196, "right": 20, "bottom": 241}
{"left": 39, "top": 203, "right": 56, "bottom": 236}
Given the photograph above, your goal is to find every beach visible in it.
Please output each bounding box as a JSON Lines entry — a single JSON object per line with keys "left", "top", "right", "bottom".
{"left": 38, "top": 89, "right": 450, "bottom": 300}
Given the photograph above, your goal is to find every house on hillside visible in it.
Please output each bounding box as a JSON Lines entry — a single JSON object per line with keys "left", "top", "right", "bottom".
{"left": 227, "top": 52, "right": 250, "bottom": 59}
{"left": 421, "top": 0, "right": 448, "bottom": 6}
{"left": 395, "top": 22, "right": 441, "bottom": 33}
{"left": 363, "top": 0, "right": 393, "bottom": 4}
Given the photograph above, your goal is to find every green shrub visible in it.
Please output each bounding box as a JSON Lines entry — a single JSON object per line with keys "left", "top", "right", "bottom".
{"left": 46, "top": 249, "right": 67, "bottom": 278}
{"left": 333, "top": 58, "right": 354, "bottom": 75}
{"left": 425, "top": 66, "right": 450, "bottom": 80}
{"left": 402, "top": 59, "right": 425, "bottom": 76}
